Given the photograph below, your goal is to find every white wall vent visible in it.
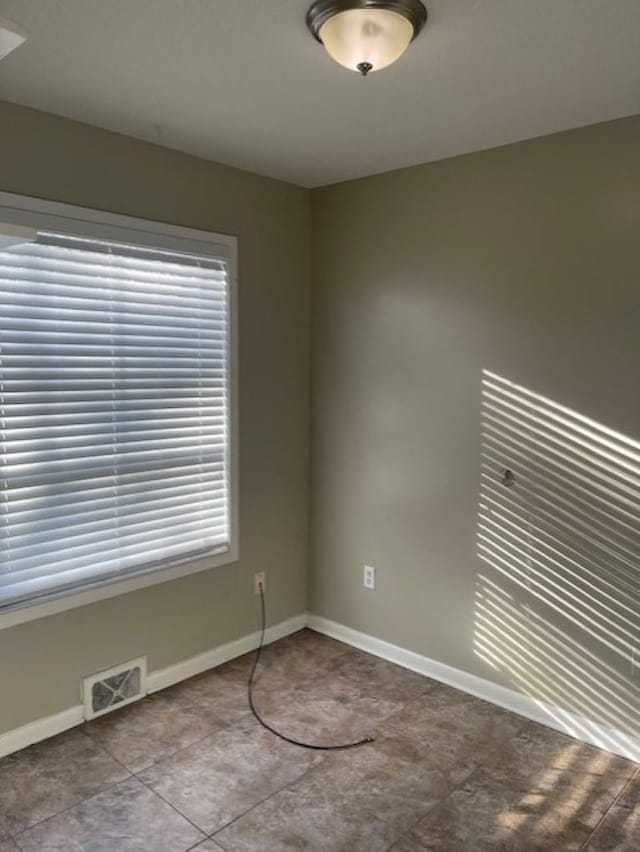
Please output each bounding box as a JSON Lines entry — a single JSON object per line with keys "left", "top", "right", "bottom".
{"left": 83, "top": 658, "right": 147, "bottom": 720}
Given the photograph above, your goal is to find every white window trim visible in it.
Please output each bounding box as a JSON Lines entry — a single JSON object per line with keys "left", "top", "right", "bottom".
{"left": 0, "top": 192, "right": 238, "bottom": 631}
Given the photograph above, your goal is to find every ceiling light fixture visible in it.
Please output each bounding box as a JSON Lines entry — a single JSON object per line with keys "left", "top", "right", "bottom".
{"left": 307, "top": 0, "right": 427, "bottom": 76}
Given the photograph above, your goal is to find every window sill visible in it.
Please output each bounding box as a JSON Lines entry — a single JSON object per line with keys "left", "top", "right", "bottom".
{"left": 0, "top": 545, "right": 239, "bottom": 631}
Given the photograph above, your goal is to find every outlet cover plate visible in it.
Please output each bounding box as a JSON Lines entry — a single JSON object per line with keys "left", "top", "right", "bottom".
{"left": 364, "top": 565, "right": 376, "bottom": 590}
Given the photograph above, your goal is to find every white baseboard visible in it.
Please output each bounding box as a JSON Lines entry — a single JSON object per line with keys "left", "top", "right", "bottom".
{"left": 0, "top": 705, "right": 84, "bottom": 760}
{"left": 146, "top": 613, "right": 307, "bottom": 693}
{"left": 3, "top": 611, "right": 637, "bottom": 764}
{"left": 307, "top": 614, "right": 640, "bottom": 763}
{"left": 0, "top": 613, "right": 306, "bottom": 760}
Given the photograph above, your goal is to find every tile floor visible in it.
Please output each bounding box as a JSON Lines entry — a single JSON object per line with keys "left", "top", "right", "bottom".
{"left": 0, "top": 629, "right": 637, "bottom": 850}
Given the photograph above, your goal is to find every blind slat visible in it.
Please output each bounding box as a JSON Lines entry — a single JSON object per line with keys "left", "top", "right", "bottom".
{"left": 1, "top": 507, "right": 229, "bottom": 563}
{"left": 6, "top": 462, "right": 226, "bottom": 507}
{"left": 3, "top": 486, "right": 228, "bottom": 532}
{"left": 0, "top": 536, "right": 230, "bottom": 602}
{"left": 0, "top": 519, "right": 229, "bottom": 580}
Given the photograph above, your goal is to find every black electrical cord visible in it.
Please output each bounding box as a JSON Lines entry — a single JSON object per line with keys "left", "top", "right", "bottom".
{"left": 247, "top": 582, "right": 374, "bottom": 751}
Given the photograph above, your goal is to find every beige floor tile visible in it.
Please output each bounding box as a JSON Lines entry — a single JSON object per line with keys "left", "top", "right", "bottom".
{"left": 138, "top": 717, "right": 321, "bottom": 834}
{"left": 585, "top": 773, "right": 640, "bottom": 851}
{"left": 392, "top": 768, "right": 594, "bottom": 851}
{"left": 174, "top": 630, "right": 356, "bottom": 729}
{"left": 15, "top": 778, "right": 204, "bottom": 851}
{"left": 257, "top": 629, "right": 356, "bottom": 684}
{"left": 377, "top": 683, "right": 527, "bottom": 779}
{"left": 0, "top": 728, "right": 129, "bottom": 836}
{"left": 481, "top": 721, "right": 636, "bottom": 828}
{"left": 169, "top": 668, "right": 253, "bottom": 727}
{"left": 251, "top": 669, "right": 402, "bottom": 746}
{"left": 215, "top": 735, "right": 458, "bottom": 851}
{"left": 333, "top": 648, "right": 437, "bottom": 704}
{"left": 84, "top": 689, "right": 227, "bottom": 772}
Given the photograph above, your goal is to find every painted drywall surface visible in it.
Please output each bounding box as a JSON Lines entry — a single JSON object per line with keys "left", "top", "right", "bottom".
{"left": 310, "top": 116, "right": 640, "bottom": 736}
{"left": 0, "top": 101, "right": 310, "bottom": 733}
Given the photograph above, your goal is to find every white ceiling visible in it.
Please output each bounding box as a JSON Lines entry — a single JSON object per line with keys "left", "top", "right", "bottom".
{"left": 0, "top": 0, "right": 639, "bottom": 187}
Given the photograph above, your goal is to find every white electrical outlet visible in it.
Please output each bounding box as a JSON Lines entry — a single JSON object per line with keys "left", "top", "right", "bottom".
{"left": 363, "top": 565, "right": 376, "bottom": 590}
{"left": 254, "top": 571, "right": 266, "bottom": 595}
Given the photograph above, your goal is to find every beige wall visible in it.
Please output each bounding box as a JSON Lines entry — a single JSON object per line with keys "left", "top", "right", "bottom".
{"left": 0, "top": 101, "right": 311, "bottom": 734}
{"left": 310, "top": 116, "right": 640, "bottom": 736}
{"left": 1, "top": 100, "right": 638, "bottom": 741}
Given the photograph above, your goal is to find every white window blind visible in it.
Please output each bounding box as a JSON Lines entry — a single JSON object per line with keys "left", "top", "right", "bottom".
{"left": 0, "top": 229, "right": 231, "bottom": 610}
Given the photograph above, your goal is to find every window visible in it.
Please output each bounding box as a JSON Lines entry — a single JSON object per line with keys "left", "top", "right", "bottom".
{"left": 0, "top": 194, "right": 237, "bottom": 616}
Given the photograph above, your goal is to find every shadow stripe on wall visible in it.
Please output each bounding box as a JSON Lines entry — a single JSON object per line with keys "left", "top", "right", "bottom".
{"left": 475, "top": 370, "right": 639, "bottom": 747}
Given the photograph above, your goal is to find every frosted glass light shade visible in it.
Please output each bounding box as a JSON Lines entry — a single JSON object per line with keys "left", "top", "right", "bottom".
{"left": 319, "top": 8, "right": 414, "bottom": 74}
